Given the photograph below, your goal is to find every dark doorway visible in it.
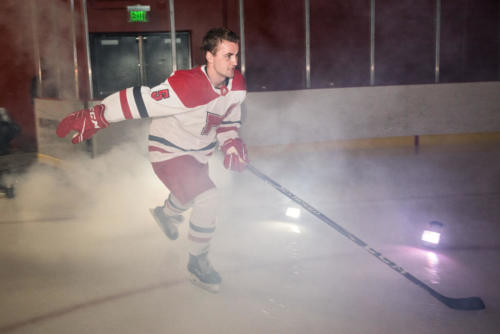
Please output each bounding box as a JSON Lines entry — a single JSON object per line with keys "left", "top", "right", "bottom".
{"left": 90, "top": 32, "right": 191, "bottom": 99}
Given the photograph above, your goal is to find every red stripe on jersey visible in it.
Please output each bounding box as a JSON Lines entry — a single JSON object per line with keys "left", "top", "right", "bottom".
{"left": 148, "top": 145, "right": 172, "bottom": 154}
{"left": 168, "top": 67, "right": 219, "bottom": 108}
{"left": 119, "top": 89, "right": 133, "bottom": 119}
{"left": 216, "top": 126, "right": 238, "bottom": 134}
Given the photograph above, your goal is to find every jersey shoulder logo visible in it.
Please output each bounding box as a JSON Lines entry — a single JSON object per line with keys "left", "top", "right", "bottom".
{"left": 151, "top": 89, "right": 170, "bottom": 101}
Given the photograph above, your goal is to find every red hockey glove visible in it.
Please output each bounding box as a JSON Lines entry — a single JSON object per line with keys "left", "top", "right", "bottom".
{"left": 56, "top": 104, "right": 109, "bottom": 144}
{"left": 221, "top": 138, "right": 248, "bottom": 172}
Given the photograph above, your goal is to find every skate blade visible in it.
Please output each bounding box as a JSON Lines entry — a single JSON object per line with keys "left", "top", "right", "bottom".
{"left": 149, "top": 208, "right": 179, "bottom": 240}
{"left": 189, "top": 274, "right": 220, "bottom": 293}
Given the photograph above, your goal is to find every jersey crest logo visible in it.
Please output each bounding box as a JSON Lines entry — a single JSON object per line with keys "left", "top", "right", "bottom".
{"left": 201, "top": 112, "right": 223, "bottom": 135}
{"left": 151, "top": 89, "right": 170, "bottom": 101}
{"left": 200, "top": 104, "right": 238, "bottom": 135}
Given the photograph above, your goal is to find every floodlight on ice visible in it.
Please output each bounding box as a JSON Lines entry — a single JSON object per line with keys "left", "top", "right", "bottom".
{"left": 286, "top": 207, "right": 301, "bottom": 219}
{"left": 421, "top": 230, "right": 440, "bottom": 244}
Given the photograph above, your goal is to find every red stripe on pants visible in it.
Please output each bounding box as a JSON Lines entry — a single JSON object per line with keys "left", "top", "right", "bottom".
{"left": 189, "top": 234, "right": 212, "bottom": 243}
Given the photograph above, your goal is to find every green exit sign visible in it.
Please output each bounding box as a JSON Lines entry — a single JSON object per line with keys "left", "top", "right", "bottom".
{"left": 127, "top": 5, "right": 150, "bottom": 23}
{"left": 129, "top": 10, "right": 147, "bottom": 22}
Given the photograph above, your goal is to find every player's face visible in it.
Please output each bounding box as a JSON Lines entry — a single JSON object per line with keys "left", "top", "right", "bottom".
{"left": 206, "top": 40, "right": 239, "bottom": 84}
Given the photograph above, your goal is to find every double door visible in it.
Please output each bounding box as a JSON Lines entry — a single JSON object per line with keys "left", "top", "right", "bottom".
{"left": 90, "top": 32, "right": 191, "bottom": 99}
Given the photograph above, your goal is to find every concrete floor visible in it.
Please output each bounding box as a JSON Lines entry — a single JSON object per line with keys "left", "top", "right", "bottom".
{"left": 1, "top": 141, "right": 500, "bottom": 333}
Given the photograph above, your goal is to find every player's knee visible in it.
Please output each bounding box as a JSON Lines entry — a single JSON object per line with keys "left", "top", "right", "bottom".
{"left": 191, "top": 188, "right": 218, "bottom": 223}
{"left": 193, "top": 188, "right": 218, "bottom": 207}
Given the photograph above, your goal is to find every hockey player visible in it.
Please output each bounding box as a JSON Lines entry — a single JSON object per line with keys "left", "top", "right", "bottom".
{"left": 56, "top": 28, "right": 248, "bottom": 292}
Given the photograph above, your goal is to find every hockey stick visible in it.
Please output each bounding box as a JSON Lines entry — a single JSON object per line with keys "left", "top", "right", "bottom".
{"left": 246, "top": 164, "right": 485, "bottom": 311}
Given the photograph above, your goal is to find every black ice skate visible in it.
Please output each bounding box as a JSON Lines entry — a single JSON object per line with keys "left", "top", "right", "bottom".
{"left": 150, "top": 206, "right": 182, "bottom": 240}
{"left": 188, "top": 253, "right": 222, "bottom": 293}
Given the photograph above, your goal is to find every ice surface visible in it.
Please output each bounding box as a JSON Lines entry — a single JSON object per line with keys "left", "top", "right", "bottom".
{"left": 1, "top": 143, "right": 500, "bottom": 333}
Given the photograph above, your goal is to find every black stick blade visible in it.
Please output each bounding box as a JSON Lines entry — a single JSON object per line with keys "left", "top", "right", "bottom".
{"left": 437, "top": 295, "right": 485, "bottom": 311}
{"left": 407, "top": 273, "right": 486, "bottom": 310}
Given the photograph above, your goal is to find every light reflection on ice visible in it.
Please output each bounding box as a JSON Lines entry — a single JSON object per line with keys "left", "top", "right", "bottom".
{"left": 425, "top": 251, "right": 440, "bottom": 285}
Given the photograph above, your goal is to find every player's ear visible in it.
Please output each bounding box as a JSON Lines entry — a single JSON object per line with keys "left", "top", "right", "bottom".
{"left": 205, "top": 51, "right": 214, "bottom": 65}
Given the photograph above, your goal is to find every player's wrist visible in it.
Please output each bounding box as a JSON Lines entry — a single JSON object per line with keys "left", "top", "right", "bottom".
{"left": 90, "top": 104, "right": 109, "bottom": 128}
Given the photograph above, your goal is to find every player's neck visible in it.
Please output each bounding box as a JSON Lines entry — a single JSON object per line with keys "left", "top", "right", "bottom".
{"left": 205, "top": 65, "right": 226, "bottom": 88}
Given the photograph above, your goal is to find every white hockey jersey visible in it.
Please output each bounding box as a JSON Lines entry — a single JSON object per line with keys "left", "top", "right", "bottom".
{"left": 102, "top": 65, "right": 247, "bottom": 164}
